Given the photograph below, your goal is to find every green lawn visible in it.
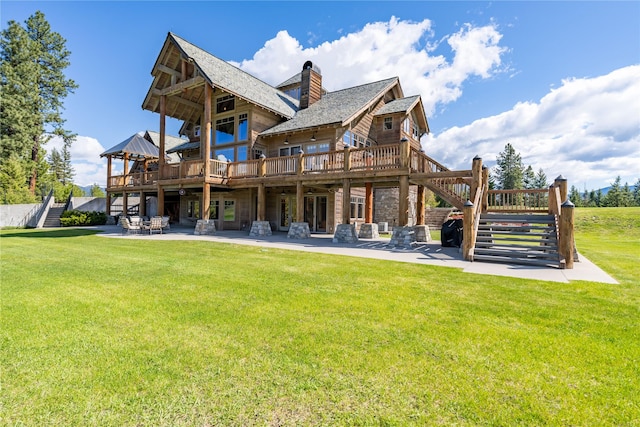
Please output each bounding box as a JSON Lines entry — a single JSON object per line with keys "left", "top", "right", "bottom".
{"left": 1, "top": 208, "right": 639, "bottom": 426}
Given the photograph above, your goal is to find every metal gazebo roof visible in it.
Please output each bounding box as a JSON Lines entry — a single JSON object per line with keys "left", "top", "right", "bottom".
{"left": 100, "top": 133, "right": 165, "bottom": 160}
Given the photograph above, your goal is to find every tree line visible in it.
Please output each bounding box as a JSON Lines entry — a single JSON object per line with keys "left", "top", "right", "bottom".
{"left": 492, "top": 143, "right": 639, "bottom": 207}
{"left": 0, "top": 11, "right": 104, "bottom": 204}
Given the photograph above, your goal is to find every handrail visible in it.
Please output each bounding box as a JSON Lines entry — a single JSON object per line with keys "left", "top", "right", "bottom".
{"left": 487, "top": 188, "right": 549, "bottom": 213}
{"left": 467, "top": 183, "right": 485, "bottom": 260}
{"left": 34, "top": 189, "right": 55, "bottom": 228}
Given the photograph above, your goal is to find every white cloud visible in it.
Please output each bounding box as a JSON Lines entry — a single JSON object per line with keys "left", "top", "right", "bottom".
{"left": 45, "top": 135, "right": 108, "bottom": 187}
{"left": 427, "top": 65, "right": 640, "bottom": 190}
{"left": 232, "top": 17, "right": 506, "bottom": 114}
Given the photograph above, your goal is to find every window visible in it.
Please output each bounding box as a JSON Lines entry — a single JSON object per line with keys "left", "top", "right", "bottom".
{"left": 413, "top": 122, "right": 420, "bottom": 139}
{"left": 384, "top": 117, "right": 393, "bottom": 130}
{"left": 284, "top": 86, "right": 300, "bottom": 100}
{"left": 403, "top": 118, "right": 411, "bottom": 134}
{"left": 343, "top": 131, "right": 352, "bottom": 146}
{"left": 223, "top": 200, "right": 235, "bottom": 221}
{"left": 237, "top": 145, "right": 247, "bottom": 161}
{"left": 216, "top": 95, "right": 235, "bottom": 114}
{"left": 215, "top": 147, "right": 234, "bottom": 162}
{"left": 187, "top": 199, "right": 200, "bottom": 218}
{"left": 350, "top": 197, "right": 364, "bottom": 219}
{"left": 209, "top": 200, "right": 219, "bottom": 220}
{"left": 215, "top": 117, "right": 235, "bottom": 144}
{"left": 238, "top": 113, "right": 248, "bottom": 141}
{"left": 279, "top": 146, "right": 301, "bottom": 156}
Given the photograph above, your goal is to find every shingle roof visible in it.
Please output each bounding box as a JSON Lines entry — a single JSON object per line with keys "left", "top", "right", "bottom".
{"left": 276, "top": 72, "right": 301, "bottom": 88}
{"left": 374, "top": 95, "right": 421, "bottom": 116}
{"left": 144, "top": 130, "right": 188, "bottom": 152}
{"left": 260, "top": 77, "right": 399, "bottom": 136}
{"left": 170, "top": 33, "right": 298, "bottom": 119}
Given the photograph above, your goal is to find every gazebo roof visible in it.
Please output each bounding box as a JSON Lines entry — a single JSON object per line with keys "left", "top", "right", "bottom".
{"left": 100, "top": 133, "right": 164, "bottom": 160}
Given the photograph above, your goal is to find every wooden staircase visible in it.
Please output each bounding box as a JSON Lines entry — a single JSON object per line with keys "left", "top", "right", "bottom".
{"left": 43, "top": 203, "right": 65, "bottom": 228}
{"left": 472, "top": 213, "right": 561, "bottom": 268}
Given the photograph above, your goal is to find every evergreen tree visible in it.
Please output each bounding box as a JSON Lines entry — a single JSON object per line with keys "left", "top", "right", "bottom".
{"left": 569, "top": 185, "right": 583, "bottom": 207}
{"left": 494, "top": 143, "right": 524, "bottom": 190}
{"left": 533, "top": 168, "right": 548, "bottom": 189}
{"left": 633, "top": 178, "right": 640, "bottom": 206}
{"left": 0, "top": 11, "right": 77, "bottom": 195}
{"left": 523, "top": 165, "right": 536, "bottom": 189}
{"left": 595, "top": 189, "right": 603, "bottom": 207}
{"left": 48, "top": 148, "right": 64, "bottom": 182}
{"left": 0, "top": 155, "right": 37, "bottom": 204}
{"left": 604, "top": 176, "right": 624, "bottom": 207}
{"left": 90, "top": 184, "right": 105, "bottom": 198}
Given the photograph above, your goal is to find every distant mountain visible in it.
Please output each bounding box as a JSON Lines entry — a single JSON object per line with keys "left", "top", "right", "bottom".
{"left": 78, "top": 185, "right": 106, "bottom": 197}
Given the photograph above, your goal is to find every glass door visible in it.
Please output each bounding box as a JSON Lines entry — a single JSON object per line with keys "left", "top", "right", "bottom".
{"left": 279, "top": 195, "right": 296, "bottom": 231}
{"left": 304, "top": 196, "right": 327, "bottom": 233}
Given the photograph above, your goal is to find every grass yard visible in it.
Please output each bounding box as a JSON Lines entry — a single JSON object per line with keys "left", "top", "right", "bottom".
{"left": 1, "top": 208, "right": 639, "bottom": 426}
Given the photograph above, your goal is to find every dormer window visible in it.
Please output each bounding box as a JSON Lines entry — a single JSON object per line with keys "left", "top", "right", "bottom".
{"left": 384, "top": 117, "right": 393, "bottom": 130}
{"left": 216, "top": 95, "right": 235, "bottom": 114}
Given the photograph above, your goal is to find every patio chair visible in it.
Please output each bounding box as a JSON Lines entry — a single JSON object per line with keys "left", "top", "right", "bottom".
{"left": 149, "top": 216, "right": 163, "bottom": 235}
{"left": 161, "top": 216, "right": 170, "bottom": 230}
{"left": 120, "top": 217, "right": 141, "bottom": 235}
{"left": 129, "top": 216, "right": 142, "bottom": 227}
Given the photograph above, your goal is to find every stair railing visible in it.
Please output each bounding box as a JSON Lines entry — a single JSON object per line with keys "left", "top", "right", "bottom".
{"left": 34, "top": 189, "right": 55, "bottom": 228}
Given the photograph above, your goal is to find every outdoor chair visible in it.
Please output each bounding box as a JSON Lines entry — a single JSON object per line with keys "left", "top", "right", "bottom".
{"left": 120, "top": 217, "right": 141, "bottom": 235}
{"left": 149, "top": 216, "right": 163, "bottom": 235}
{"left": 129, "top": 216, "right": 142, "bottom": 227}
{"left": 161, "top": 216, "right": 170, "bottom": 230}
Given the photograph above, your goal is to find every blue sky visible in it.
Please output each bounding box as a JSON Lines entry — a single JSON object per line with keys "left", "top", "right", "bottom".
{"left": 2, "top": 1, "right": 639, "bottom": 190}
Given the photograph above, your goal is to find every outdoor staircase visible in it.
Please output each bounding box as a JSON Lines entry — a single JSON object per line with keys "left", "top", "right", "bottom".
{"left": 43, "top": 203, "right": 65, "bottom": 228}
{"left": 473, "top": 213, "right": 561, "bottom": 268}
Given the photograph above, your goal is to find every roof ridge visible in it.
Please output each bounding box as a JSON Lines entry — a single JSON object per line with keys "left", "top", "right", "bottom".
{"left": 326, "top": 76, "right": 398, "bottom": 95}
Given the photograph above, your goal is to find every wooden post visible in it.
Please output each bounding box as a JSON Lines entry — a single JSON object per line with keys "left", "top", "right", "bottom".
{"left": 471, "top": 156, "right": 482, "bottom": 202}
{"left": 344, "top": 146, "right": 351, "bottom": 172}
{"left": 548, "top": 185, "right": 557, "bottom": 215}
{"left": 296, "top": 181, "right": 304, "bottom": 222}
{"left": 157, "top": 186, "right": 164, "bottom": 217}
{"left": 555, "top": 175, "right": 568, "bottom": 203}
{"left": 400, "top": 137, "right": 410, "bottom": 168}
{"left": 416, "top": 185, "right": 425, "bottom": 225}
{"left": 258, "top": 154, "right": 266, "bottom": 177}
{"left": 159, "top": 95, "right": 166, "bottom": 173}
{"left": 123, "top": 153, "right": 129, "bottom": 179}
{"left": 123, "top": 192, "right": 128, "bottom": 216}
{"left": 139, "top": 192, "right": 146, "bottom": 217}
{"left": 202, "top": 183, "right": 210, "bottom": 219}
{"left": 107, "top": 156, "right": 112, "bottom": 188}
{"left": 365, "top": 182, "right": 373, "bottom": 223}
{"left": 463, "top": 200, "right": 474, "bottom": 261}
{"left": 342, "top": 179, "right": 351, "bottom": 224}
{"left": 398, "top": 175, "right": 409, "bottom": 226}
{"left": 257, "top": 183, "right": 266, "bottom": 221}
{"left": 482, "top": 166, "right": 489, "bottom": 213}
{"left": 203, "top": 83, "right": 212, "bottom": 174}
{"left": 297, "top": 150, "right": 305, "bottom": 175}
{"left": 106, "top": 192, "right": 111, "bottom": 216}
{"left": 559, "top": 199, "right": 575, "bottom": 269}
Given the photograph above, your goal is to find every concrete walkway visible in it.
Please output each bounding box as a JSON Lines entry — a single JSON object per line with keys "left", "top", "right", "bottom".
{"left": 96, "top": 225, "right": 618, "bottom": 284}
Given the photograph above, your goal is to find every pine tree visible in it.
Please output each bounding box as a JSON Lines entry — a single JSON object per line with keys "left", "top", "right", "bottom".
{"left": 0, "top": 11, "right": 77, "bottom": 196}
{"left": 533, "top": 168, "right": 548, "bottom": 189}
{"left": 90, "top": 184, "right": 105, "bottom": 198}
{"left": 494, "top": 143, "right": 524, "bottom": 190}
{"left": 604, "top": 176, "right": 624, "bottom": 207}
{"left": 633, "top": 178, "right": 640, "bottom": 206}
{"left": 0, "top": 155, "right": 37, "bottom": 204}
{"left": 523, "top": 165, "right": 536, "bottom": 189}
{"left": 569, "top": 185, "right": 583, "bottom": 207}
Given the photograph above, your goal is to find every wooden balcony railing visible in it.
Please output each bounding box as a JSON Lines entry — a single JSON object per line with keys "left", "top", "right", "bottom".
{"left": 487, "top": 188, "right": 549, "bottom": 213}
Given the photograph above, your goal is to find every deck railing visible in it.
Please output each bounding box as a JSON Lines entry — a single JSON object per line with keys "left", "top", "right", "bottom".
{"left": 487, "top": 188, "right": 549, "bottom": 213}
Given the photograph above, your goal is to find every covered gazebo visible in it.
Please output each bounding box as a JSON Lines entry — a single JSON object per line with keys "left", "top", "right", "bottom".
{"left": 100, "top": 133, "right": 167, "bottom": 217}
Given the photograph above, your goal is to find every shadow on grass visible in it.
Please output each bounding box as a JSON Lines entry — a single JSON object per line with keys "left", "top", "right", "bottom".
{"left": 0, "top": 228, "right": 102, "bottom": 239}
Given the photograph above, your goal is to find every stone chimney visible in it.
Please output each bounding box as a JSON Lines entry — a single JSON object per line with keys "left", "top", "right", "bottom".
{"left": 299, "top": 61, "right": 322, "bottom": 109}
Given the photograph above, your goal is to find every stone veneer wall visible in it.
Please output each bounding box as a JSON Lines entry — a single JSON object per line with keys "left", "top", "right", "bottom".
{"left": 373, "top": 186, "right": 419, "bottom": 227}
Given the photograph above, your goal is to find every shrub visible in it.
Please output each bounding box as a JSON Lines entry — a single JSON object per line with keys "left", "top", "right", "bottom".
{"left": 59, "top": 210, "right": 107, "bottom": 227}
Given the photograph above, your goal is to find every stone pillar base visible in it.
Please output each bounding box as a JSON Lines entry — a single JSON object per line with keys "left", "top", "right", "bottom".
{"left": 413, "top": 225, "right": 431, "bottom": 242}
{"left": 249, "top": 220, "right": 272, "bottom": 237}
{"left": 333, "top": 223, "right": 359, "bottom": 243}
{"left": 287, "top": 222, "right": 310, "bottom": 239}
{"left": 194, "top": 219, "right": 216, "bottom": 235}
{"left": 358, "top": 223, "right": 379, "bottom": 239}
{"left": 389, "top": 226, "right": 416, "bottom": 247}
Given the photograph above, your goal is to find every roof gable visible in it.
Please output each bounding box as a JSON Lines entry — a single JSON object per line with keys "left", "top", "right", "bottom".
{"left": 261, "top": 77, "right": 400, "bottom": 136}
